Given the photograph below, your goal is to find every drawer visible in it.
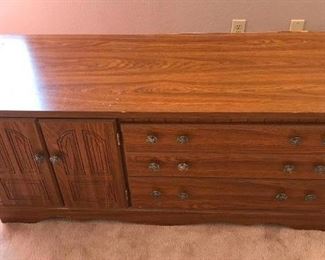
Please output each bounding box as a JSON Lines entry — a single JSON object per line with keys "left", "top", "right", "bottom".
{"left": 122, "top": 124, "right": 325, "bottom": 153}
{"left": 129, "top": 177, "right": 325, "bottom": 211}
{"left": 126, "top": 153, "right": 325, "bottom": 179}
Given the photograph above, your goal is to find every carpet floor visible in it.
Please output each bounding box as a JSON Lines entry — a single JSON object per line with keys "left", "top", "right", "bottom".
{"left": 1, "top": 221, "right": 325, "bottom": 260}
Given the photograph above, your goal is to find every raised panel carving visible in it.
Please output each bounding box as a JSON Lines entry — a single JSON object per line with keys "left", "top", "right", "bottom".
{"left": 0, "top": 179, "right": 49, "bottom": 201}
{"left": 5, "top": 129, "right": 38, "bottom": 175}
{"left": 40, "top": 119, "right": 127, "bottom": 208}
{"left": 82, "top": 130, "right": 111, "bottom": 175}
{"left": 58, "top": 130, "right": 85, "bottom": 175}
{"left": 69, "top": 180, "right": 115, "bottom": 207}
{"left": 0, "top": 134, "right": 14, "bottom": 175}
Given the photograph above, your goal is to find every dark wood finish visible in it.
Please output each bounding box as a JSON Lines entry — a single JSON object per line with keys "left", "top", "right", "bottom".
{"left": 1, "top": 33, "right": 325, "bottom": 118}
{"left": 129, "top": 177, "right": 325, "bottom": 211}
{"left": 122, "top": 123, "right": 325, "bottom": 153}
{"left": 125, "top": 152, "right": 325, "bottom": 179}
{"left": 39, "top": 119, "right": 127, "bottom": 208}
{"left": 0, "top": 119, "right": 62, "bottom": 206}
{"left": 3, "top": 206, "right": 325, "bottom": 230}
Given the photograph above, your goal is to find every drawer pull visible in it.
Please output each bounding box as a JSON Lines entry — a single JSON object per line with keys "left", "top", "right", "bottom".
{"left": 289, "top": 136, "right": 302, "bottom": 146}
{"left": 146, "top": 135, "right": 158, "bottom": 144}
{"left": 34, "top": 152, "right": 45, "bottom": 164}
{"left": 151, "top": 190, "right": 161, "bottom": 199}
{"left": 275, "top": 192, "right": 288, "bottom": 201}
{"left": 49, "top": 154, "right": 62, "bottom": 164}
{"left": 283, "top": 164, "right": 296, "bottom": 174}
{"left": 148, "top": 162, "right": 160, "bottom": 171}
{"left": 177, "top": 162, "right": 190, "bottom": 171}
{"left": 304, "top": 194, "right": 317, "bottom": 201}
{"left": 314, "top": 165, "right": 325, "bottom": 174}
{"left": 178, "top": 192, "right": 189, "bottom": 200}
{"left": 177, "top": 135, "right": 189, "bottom": 144}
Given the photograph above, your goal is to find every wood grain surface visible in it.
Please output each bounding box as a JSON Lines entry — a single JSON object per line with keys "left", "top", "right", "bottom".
{"left": 122, "top": 123, "right": 325, "bottom": 153}
{"left": 0, "top": 119, "right": 62, "bottom": 207}
{"left": 129, "top": 177, "right": 325, "bottom": 211}
{"left": 39, "top": 119, "right": 127, "bottom": 208}
{"left": 3, "top": 206, "right": 325, "bottom": 229}
{"left": 125, "top": 152, "right": 325, "bottom": 179}
{"left": 0, "top": 33, "right": 325, "bottom": 117}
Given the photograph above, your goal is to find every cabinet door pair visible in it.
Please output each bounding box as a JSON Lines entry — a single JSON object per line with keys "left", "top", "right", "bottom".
{"left": 0, "top": 119, "right": 127, "bottom": 209}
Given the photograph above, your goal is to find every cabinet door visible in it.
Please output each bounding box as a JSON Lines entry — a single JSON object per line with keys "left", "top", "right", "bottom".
{"left": 40, "top": 119, "right": 127, "bottom": 209}
{"left": 0, "top": 119, "right": 62, "bottom": 207}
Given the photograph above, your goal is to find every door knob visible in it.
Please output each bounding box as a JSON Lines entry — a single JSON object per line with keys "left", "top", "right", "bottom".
{"left": 34, "top": 152, "right": 45, "bottom": 164}
{"left": 49, "top": 154, "right": 62, "bottom": 164}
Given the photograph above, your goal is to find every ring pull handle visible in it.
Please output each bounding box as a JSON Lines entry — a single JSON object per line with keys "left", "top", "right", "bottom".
{"left": 178, "top": 192, "right": 189, "bottom": 200}
{"left": 177, "top": 135, "right": 189, "bottom": 144}
{"left": 151, "top": 190, "right": 161, "bottom": 199}
{"left": 314, "top": 165, "right": 325, "bottom": 174}
{"left": 148, "top": 162, "right": 160, "bottom": 172}
{"left": 304, "top": 194, "right": 317, "bottom": 201}
{"left": 177, "top": 162, "right": 190, "bottom": 172}
{"left": 283, "top": 164, "right": 296, "bottom": 174}
{"left": 289, "top": 136, "right": 302, "bottom": 146}
{"left": 146, "top": 135, "right": 158, "bottom": 144}
{"left": 275, "top": 192, "right": 288, "bottom": 201}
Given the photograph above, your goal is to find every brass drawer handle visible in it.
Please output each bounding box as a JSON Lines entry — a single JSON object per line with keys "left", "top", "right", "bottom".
{"left": 314, "top": 165, "right": 325, "bottom": 174}
{"left": 146, "top": 135, "right": 158, "bottom": 144}
{"left": 49, "top": 154, "right": 62, "bottom": 164}
{"left": 177, "top": 162, "right": 190, "bottom": 171}
{"left": 178, "top": 192, "right": 189, "bottom": 200}
{"left": 148, "top": 162, "right": 160, "bottom": 172}
{"left": 177, "top": 135, "right": 189, "bottom": 144}
{"left": 305, "top": 194, "right": 317, "bottom": 201}
{"left": 151, "top": 190, "right": 161, "bottom": 199}
{"left": 34, "top": 152, "right": 45, "bottom": 164}
{"left": 275, "top": 192, "right": 288, "bottom": 201}
{"left": 289, "top": 136, "right": 302, "bottom": 146}
{"left": 283, "top": 164, "right": 296, "bottom": 174}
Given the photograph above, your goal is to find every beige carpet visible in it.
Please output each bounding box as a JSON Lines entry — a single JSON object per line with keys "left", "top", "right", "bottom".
{"left": 1, "top": 221, "right": 325, "bottom": 260}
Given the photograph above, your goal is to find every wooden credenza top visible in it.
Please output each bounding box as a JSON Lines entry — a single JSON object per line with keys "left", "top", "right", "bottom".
{"left": 1, "top": 33, "right": 325, "bottom": 118}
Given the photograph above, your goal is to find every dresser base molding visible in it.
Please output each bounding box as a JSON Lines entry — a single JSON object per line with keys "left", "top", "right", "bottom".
{"left": 0, "top": 207, "right": 324, "bottom": 230}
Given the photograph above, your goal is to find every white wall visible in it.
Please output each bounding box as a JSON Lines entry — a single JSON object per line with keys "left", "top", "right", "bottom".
{"left": 0, "top": 0, "right": 324, "bottom": 34}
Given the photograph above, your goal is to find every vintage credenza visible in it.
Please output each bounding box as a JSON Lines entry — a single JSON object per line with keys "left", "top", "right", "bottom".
{"left": 1, "top": 33, "right": 325, "bottom": 229}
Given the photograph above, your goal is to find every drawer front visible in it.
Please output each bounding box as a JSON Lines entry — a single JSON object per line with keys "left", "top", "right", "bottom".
{"left": 126, "top": 153, "right": 325, "bottom": 179}
{"left": 122, "top": 124, "right": 325, "bottom": 153}
{"left": 129, "top": 177, "right": 325, "bottom": 211}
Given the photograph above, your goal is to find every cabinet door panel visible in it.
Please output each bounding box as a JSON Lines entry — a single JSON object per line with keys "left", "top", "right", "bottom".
{"left": 40, "top": 119, "right": 127, "bottom": 209}
{"left": 0, "top": 119, "right": 62, "bottom": 207}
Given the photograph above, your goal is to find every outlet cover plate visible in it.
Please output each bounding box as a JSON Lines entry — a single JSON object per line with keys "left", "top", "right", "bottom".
{"left": 231, "top": 19, "right": 246, "bottom": 33}
{"left": 289, "top": 19, "right": 305, "bottom": 32}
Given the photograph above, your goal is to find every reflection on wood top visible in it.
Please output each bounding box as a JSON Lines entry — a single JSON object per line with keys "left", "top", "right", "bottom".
{"left": 0, "top": 33, "right": 325, "bottom": 117}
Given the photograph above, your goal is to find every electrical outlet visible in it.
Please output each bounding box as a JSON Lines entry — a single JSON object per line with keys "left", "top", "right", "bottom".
{"left": 231, "top": 19, "right": 246, "bottom": 33}
{"left": 289, "top": 19, "right": 305, "bottom": 32}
